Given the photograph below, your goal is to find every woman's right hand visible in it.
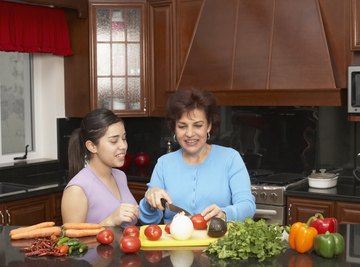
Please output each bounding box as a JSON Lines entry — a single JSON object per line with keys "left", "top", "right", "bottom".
{"left": 102, "top": 203, "right": 139, "bottom": 226}
{"left": 145, "top": 187, "right": 171, "bottom": 211}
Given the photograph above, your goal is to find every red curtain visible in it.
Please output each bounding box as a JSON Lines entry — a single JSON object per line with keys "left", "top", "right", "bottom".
{"left": 0, "top": 1, "right": 73, "bottom": 56}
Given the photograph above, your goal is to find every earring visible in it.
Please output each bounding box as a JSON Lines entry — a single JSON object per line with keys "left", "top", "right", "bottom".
{"left": 207, "top": 132, "right": 210, "bottom": 140}
{"left": 173, "top": 134, "right": 177, "bottom": 143}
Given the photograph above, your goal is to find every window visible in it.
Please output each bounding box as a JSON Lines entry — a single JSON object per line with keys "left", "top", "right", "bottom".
{"left": 0, "top": 52, "right": 65, "bottom": 165}
{"left": 0, "top": 52, "right": 33, "bottom": 156}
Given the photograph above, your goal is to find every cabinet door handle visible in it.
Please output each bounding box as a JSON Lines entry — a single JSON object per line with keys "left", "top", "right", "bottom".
{"left": 5, "top": 210, "right": 10, "bottom": 225}
{"left": 143, "top": 97, "right": 147, "bottom": 112}
{"left": 0, "top": 211, "right": 4, "bottom": 225}
{"left": 287, "top": 204, "right": 292, "bottom": 223}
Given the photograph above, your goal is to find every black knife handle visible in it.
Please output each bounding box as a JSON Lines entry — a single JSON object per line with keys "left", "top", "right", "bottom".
{"left": 160, "top": 198, "right": 167, "bottom": 209}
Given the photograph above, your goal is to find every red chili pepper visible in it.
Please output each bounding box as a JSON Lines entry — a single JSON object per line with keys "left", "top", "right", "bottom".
{"left": 308, "top": 213, "right": 337, "bottom": 234}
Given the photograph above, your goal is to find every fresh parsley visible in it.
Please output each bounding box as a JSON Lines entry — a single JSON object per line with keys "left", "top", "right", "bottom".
{"left": 206, "top": 218, "right": 288, "bottom": 262}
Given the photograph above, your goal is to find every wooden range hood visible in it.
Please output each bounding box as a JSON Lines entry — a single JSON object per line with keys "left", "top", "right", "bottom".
{"left": 176, "top": 0, "right": 347, "bottom": 106}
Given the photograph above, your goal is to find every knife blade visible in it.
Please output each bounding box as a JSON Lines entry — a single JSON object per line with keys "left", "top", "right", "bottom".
{"left": 160, "top": 198, "right": 192, "bottom": 216}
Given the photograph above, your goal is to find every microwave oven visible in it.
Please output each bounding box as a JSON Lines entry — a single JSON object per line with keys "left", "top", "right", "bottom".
{"left": 348, "top": 66, "right": 360, "bottom": 113}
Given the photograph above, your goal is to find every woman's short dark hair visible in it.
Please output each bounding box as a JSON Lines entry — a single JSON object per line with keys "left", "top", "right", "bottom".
{"left": 166, "top": 88, "right": 220, "bottom": 133}
{"left": 67, "top": 108, "right": 123, "bottom": 179}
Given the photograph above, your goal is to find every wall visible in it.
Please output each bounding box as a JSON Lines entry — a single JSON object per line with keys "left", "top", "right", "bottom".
{"left": 32, "top": 54, "right": 65, "bottom": 160}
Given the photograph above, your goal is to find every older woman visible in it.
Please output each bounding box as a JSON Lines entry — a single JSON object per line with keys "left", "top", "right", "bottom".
{"left": 139, "top": 88, "right": 255, "bottom": 224}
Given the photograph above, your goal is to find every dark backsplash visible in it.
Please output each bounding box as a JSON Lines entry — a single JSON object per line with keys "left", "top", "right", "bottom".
{"left": 57, "top": 106, "right": 357, "bottom": 177}
{"left": 213, "top": 107, "right": 318, "bottom": 174}
{"left": 0, "top": 106, "right": 354, "bottom": 182}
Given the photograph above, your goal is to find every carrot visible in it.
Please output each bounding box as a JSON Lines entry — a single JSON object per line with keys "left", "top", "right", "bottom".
{"left": 9, "top": 221, "right": 55, "bottom": 237}
{"left": 62, "top": 222, "right": 103, "bottom": 230}
{"left": 10, "top": 226, "right": 62, "bottom": 240}
{"left": 64, "top": 227, "right": 105, "bottom": 238}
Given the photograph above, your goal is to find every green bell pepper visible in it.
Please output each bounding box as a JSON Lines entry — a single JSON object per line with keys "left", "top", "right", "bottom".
{"left": 313, "top": 231, "right": 345, "bottom": 259}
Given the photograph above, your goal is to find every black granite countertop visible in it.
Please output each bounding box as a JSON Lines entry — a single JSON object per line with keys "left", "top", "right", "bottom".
{"left": 0, "top": 169, "right": 67, "bottom": 202}
{"left": 286, "top": 175, "right": 360, "bottom": 202}
{"left": 1, "top": 224, "right": 359, "bottom": 266}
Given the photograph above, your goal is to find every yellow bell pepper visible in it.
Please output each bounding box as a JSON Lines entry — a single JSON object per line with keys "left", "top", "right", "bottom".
{"left": 289, "top": 217, "right": 318, "bottom": 253}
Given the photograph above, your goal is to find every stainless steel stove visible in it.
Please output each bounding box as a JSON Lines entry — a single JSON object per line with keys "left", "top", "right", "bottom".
{"left": 250, "top": 172, "right": 307, "bottom": 225}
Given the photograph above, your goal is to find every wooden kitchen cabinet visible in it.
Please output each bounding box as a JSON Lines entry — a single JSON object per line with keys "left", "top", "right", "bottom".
{"left": 287, "top": 196, "right": 360, "bottom": 225}
{"left": 64, "top": 0, "right": 202, "bottom": 117}
{"left": 287, "top": 197, "right": 335, "bottom": 225}
{"left": 148, "top": 0, "right": 202, "bottom": 116}
{"left": 351, "top": 0, "right": 360, "bottom": 51}
{"left": 0, "top": 195, "right": 52, "bottom": 226}
{"left": 51, "top": 192, "right": 63, "bottom": 226}
{"left": 336, "top": 201, "right": 360, "bottom": 224}
{"left": 0, "top": 192, "right": 63, "bottom": 226}
{"left": 148, "top": 0, "right": 175, "bottom": 116}
{"left": 89, "top": 1, "right": 148, "bottom": 117}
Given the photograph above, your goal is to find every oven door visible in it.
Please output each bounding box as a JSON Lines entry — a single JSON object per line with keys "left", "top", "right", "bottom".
{"left": 254, "top": 204, "right": 285, "bottom": 225}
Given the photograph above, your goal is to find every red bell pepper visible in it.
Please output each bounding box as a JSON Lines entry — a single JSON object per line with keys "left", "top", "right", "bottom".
{"left": 308, "top": 213, "right": 337, "bottom": 234}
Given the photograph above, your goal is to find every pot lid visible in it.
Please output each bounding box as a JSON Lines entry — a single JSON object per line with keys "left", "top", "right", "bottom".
{"left": 308, "top": 169, "right": 337, "bottom": 179}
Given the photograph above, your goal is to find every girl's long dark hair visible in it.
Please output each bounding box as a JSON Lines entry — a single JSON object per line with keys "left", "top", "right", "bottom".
{"left": 67, "top": 108, "right": 123, "bottom": 179}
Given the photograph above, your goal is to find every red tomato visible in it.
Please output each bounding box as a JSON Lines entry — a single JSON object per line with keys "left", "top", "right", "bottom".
{"left": 120, "top": 236, "right": 141, "bottom": 254}
{"left": 134, "top": 152, "right": 150, "bottom": 168}
{"left": 144, "top": 250, "right": 163, "bottom": 263}
{"left": 165, "top": 223, "right": 171, "bottom": 234}
{"left": 97, "top": 244, "right": 115, "bottom": 259}
{"left": 96, "top": 229, "right": 115, "bottom": 245}
{"left": 190, "top": 214, "right": 208, "bottom": 230}
{"left": 144, "top": 224, "right": 162, "bottom": 241}
{"left": 123, "top": 226, "right": 140, "bottom": 237}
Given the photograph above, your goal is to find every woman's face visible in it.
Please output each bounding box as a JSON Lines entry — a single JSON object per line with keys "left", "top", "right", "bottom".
{"left": 175, "top": 108, "right": 211, "bottom": 157}
{"left": 91, "top": 122, "right": 128, "bottom": 168}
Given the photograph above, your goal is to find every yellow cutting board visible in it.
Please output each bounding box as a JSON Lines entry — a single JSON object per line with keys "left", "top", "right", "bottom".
{"left": 139, "top": 225, "right": 220, "bottom": 248}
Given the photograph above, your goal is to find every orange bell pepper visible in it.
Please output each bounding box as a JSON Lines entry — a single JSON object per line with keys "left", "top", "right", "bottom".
{"left": 289, "top": 217, "right": 318, "bottom": 253}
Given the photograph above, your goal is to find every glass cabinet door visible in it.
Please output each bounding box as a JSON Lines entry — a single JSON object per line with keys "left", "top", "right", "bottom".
{"left": 91, "top": 4, "right": 146, "bottom": 115}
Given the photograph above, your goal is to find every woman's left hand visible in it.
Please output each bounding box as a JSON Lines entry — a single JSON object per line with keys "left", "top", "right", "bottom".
{"left": 201, "top": 204, "right": 226, "bottom": 221}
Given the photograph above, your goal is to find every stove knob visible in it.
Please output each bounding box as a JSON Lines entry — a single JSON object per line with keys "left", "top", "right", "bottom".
{"left": 252, "top": 191, "right": 258, "bottom": 200}
{"left": 260, "top": 192, "right": 267, "bottom": 200}
{"left": 270, "top": 193, "right": 278, "bottom": 201}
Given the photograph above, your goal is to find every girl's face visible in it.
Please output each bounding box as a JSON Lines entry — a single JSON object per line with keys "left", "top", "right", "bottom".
{"left": 92, "top": 122, "right": 128, "bottom": 168}
{"left": 175, "top": 108, "right": 211, "bottom": 157}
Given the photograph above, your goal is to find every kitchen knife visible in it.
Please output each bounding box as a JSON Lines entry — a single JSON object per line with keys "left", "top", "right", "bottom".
{"left": 160, "top": 198, "right": 192, "bottom": 216}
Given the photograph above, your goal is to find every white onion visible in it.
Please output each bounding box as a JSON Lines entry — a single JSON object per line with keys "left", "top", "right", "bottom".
{"left": 170, "top": 212, "right": 194, "bottom": 240}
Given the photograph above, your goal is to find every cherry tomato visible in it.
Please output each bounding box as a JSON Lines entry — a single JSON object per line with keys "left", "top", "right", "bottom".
{"left": 165, "top": 222, "right": 171, "bottom": 234}
{"left": 96, "top": 229, "right": 115, "bottom": 245}
{"left": 120, "top": 236, "right": 141, "bottom": 253}
{"left": 144, "top": 224, "right": 162, "bottom": 241}
{"left": 144, "top": 250, "right": 163, "bottom": 263}
{"left": 123, "top": 226, "right": 140, "bottom": 237}
{"left": 97, "top": 244, "right": 115, "bottom": 259}
{"left": 190, "top": 214, "right": 208, "bottom": 230}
